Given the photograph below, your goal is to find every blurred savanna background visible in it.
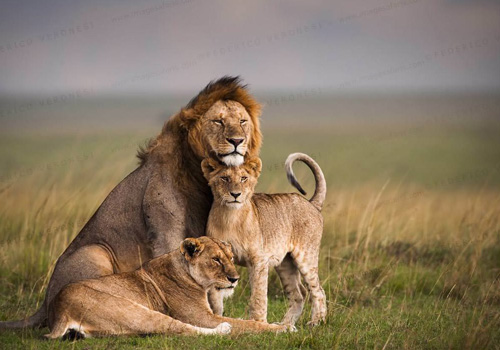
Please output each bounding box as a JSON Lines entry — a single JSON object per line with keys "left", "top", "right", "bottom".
{"left": 1, "top": 1, "right": 500, "bottom": 349}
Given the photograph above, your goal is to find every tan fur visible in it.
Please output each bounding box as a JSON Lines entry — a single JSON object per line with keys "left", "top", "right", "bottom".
{"left": 0, "top": 76, "right": 263, "bottom": 330}
{"left": 202, "top": 155, "right": 327, "bottom": 326}
{"left": 44, "top": 237, "right": 290, "bottom": 339}
{"left": 139, "top": 76, "right": 262, "bottom": 167}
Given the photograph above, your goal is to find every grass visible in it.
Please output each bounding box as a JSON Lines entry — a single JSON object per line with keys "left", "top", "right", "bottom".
{"left": 1, "top": 112, "right": 500, "bottom": 349}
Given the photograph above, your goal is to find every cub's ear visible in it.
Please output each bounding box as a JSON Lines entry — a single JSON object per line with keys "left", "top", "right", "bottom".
{"left": 201, "top": 157, "right": 221, "bottom": 180}
{"left": 180, "top": 238, "right": 205, "bottom": 260}
{"left": 245, "top": 157, "right": 262, "bottom": 177}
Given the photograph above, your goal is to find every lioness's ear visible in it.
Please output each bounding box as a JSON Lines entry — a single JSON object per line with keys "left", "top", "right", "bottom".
{"left": 221, "top": 240, "right": 232, "bottom": 249}
{"left": 245, "top": 157, "right": 262, "bottom": 177}
{"left": 220, "top": 240, "right": 233, "bottom": 253}
{"left": 201, "top": 158, "right": 220, "bottom": 180}
{"left": 180, "top": 238, "right": 205, "bottom": 260}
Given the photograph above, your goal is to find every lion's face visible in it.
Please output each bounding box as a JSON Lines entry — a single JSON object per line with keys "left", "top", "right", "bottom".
{"left": 198, "top": 100, "right": 255, "bottom": 166}
{"left": 202, "top": 157, "right": 262, "bottom": 209}
{"left": 180, "top": 237, "right": 239, "bottom": 290}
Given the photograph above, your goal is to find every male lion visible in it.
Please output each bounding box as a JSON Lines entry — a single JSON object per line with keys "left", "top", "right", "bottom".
{"left": 0, "top": 76, "right": 262, "bottom": 329}
{"left": 45, "top": 237, "right": 289, "bottom": 338}
{"left": 202, "top": 153, "right": 327, "bottom": 326}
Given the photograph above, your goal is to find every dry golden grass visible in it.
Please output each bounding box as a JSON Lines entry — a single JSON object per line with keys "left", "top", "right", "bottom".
{"left": 0, "top": 125, "right": 499, "bottom": 349}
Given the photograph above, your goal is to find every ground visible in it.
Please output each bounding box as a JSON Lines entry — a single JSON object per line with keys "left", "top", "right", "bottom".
{"left": 0, "top": 96, "right": 499, "bottom": 349}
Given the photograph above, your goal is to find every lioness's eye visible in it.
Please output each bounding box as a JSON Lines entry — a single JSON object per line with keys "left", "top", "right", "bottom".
{"left": 213, "top": 257, "right": 221, "bottom": 265}
{"left": 220, "top": 176, "right": 230, "bottom": 183}
{"left": 213, "top": 120, "right": 223, "bottom": 126}
{"left": 240, "top": 119, "right": 247, "bottom": 125}
{"left": 241, "top": 176, "right": 248, "bottom": 183}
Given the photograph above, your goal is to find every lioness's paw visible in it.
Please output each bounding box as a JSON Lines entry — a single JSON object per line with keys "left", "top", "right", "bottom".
{"left": 272, "top": 322, "right": 296, "bottom": 333}
{"left": 215, "top": 322, "right": 232, "bottom": 335}
{"left": 286, "top": 325, "right": 298, "bottom": 332}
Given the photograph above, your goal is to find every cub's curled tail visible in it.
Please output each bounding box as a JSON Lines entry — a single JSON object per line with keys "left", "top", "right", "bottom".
{"left": 285, "top": 153, "right": 326, "bottom": 211}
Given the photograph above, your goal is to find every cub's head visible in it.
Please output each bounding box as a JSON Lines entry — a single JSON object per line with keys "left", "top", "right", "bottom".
{"left": 201, "top": 156, "right": 262, "bottom": 209}
{"left": 180, "top": 236, "right": 239, "bottom": 291}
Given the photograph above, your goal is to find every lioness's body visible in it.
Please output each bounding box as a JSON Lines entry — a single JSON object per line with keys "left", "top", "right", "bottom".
{"left": 203, "top": 153, "right": 327, "bottom": 326}
{"left": 1, "top": 76, "right": 262, "bottom": 329}
{"left": 46, "top": 237, "right": 287, "bottom": 338}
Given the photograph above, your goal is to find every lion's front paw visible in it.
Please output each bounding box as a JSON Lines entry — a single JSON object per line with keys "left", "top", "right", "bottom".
{"left": 215, "top": 322, "right": 232, "bottom": 335}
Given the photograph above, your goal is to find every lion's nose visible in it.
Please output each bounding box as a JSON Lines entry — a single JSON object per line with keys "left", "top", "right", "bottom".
{"left": 227, "top": 138, "right": 244, "bottom": 147}
{"left": 227, "top": 276, "right": 239, "bottom": 283}
{"left": 230, "top": 192, "right": 241, "bottom": 199}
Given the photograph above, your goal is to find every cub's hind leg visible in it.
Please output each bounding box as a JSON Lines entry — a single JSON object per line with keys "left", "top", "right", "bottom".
{"left": 275, "top": 254, "right": 306, "bottom": 325}
{"left": 292, "top": 249, "right": 327, "bottom": 326}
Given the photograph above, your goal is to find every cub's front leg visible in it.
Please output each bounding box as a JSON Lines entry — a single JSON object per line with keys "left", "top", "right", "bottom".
{"left": 207, "top": 287, "right": 224, "bottom": 316}
{"left": 208, "top": 285, "right": 236, "bottom": 316}
{"left": 248, "top": 260, "right": 269, "bottom": 322}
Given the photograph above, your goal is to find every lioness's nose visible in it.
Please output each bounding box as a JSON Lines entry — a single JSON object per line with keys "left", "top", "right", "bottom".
{"left": 227, "top": 138, "right": 244, "bottom": 147}
{"left": 227, "top": 276, "right": 239, "bottom": 283}
{"left": 230, "top": 192, "right": 241, "bottom": 199}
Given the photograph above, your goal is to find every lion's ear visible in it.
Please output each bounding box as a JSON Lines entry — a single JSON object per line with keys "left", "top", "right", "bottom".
{"left": 245, "top": 157, "right": 262, "bottom": 177}
{"left": 180, "top": 238, "right": 205, "bottom": 260}
{"left": 201, "top": 157, "right": 220, "bottom": 180}
{"left": 179, "top": 108, "right": 198, "bottom": 129}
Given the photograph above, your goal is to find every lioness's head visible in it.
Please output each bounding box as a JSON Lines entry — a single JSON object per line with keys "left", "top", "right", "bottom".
{"left": 180, "top": 236, "right": 239, "bottom": 290}
{"left": 201, "top": 156, "right": 262, "bottom": 209}
{"left": 180, "top": 77, "right": 262, "bottom": 166}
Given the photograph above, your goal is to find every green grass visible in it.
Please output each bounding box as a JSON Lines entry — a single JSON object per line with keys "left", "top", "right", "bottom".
{"left": 1, "top": 116, "right": 500, "bottom": 349}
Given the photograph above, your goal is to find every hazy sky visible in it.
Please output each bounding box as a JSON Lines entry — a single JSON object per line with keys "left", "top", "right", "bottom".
{"left": 0, "top": 0, "right": 499, "bottom": 95}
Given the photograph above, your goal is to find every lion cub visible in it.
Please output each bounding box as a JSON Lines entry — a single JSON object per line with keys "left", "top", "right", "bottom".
{"left": 202, "top": 153, "right": 327, "bottom": 326}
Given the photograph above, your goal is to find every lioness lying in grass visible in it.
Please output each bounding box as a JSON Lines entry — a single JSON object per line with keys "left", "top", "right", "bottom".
{"left": 45, "top": 237, "right": 289, "bottom": 339}
{"left": 202, "top": 153, "right": 327, "bottom": 326}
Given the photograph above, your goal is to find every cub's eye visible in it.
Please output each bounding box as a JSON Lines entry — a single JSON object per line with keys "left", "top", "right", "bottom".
{"left": 220, "top": 176, "right": 230, "bottom": 183}
{"left": 241, "top": 176, "right": 248, "bottom": 183}
{"left": 213, "top": 257, "right": 222, "bottom": 265}
{"left": 240, "top": 119, "right": 247, "bottom": 125}
{"left": 213, "top": 120, "right": 223, "bottom": 126}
